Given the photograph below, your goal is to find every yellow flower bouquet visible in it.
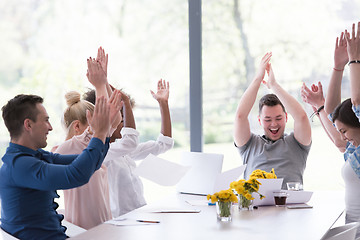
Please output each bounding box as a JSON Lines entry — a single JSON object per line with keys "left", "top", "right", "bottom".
{"left": 249, "top": 168, "right": 277, "bottom": 179}
{"left": 230, "top": 168, "right": 277, "bottom": 210}
{"left": 207, "top": 189, "right": 238, "bottom": 221}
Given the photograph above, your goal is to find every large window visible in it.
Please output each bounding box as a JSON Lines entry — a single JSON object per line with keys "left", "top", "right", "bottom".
{"left": 0, "top": 0, "right": 190, "bottom": 154}
{"left": 1, "top": 0, "right": 359, "bottom": 203}
{"left": 202, "top": 0, "right": 360, "bottom": 190}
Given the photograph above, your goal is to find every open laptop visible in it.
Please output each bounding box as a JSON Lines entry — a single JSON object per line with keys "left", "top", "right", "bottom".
{"left": 252, "top": 179, "right": 313, "bottom": 206}
{"left": 252, "top": 178, "right": 283, "bottom": 206}
{"left": 176, "top": 152, "right": 224, "bottom": 195}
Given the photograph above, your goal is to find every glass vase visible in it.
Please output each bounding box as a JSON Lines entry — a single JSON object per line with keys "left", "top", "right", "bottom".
{"left": 216, "top": 201, "right": 233, "bottom": 221}
{"left": 239, "top": 194, "right": 254, "bottom": 211}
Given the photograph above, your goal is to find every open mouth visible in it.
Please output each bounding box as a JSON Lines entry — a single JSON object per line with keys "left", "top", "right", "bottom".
{"left": 269, "top": 128, "right": 279, "bottom": 135}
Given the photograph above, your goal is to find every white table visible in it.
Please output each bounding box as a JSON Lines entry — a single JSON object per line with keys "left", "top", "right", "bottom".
{"left": 70, "top": 191, "right": 345, "bottom": 240}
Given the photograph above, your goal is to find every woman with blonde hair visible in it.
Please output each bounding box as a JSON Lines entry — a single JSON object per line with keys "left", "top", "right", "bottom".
{"left": 55, "top": 90, "right": 115, "bottom": 229}
{"left": 54, "top": 59, "right": 126, "bottom": 229}
{"left": 63, "top": 91, "right": 94, "bottom": 140}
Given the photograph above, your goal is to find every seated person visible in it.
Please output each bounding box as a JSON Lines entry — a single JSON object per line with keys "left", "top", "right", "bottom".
{"left": 0, "top": 94, "right": 111, "bottom": 239}
{"left": 312, "top": 24, "right": 360, "bottom": 238}
{"left": 234, "top": 52, "right": 312, "bottom": 189}
{"left": 84, "top": 79, "right": 174, "bottom": 217}
{"left": 55, "top": 90, "right": 124, "bottom": 229}
{"left": 54, "top": 57, "right": 129, "bottom": 229}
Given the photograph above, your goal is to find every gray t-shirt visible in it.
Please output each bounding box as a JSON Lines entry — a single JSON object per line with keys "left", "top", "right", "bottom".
{"left": 236, "top": 132, "right": 311, "bottom": 189}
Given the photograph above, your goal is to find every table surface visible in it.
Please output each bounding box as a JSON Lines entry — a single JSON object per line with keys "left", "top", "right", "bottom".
{"left": 70, "top": 191, "right": 345, "bottom": 240}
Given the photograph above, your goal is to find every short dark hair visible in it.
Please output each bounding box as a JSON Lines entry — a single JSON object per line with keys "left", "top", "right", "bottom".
{"left": 259, "top": 93, "right": 285, "bottom": 113}
{"left": 2, "top": 94, "right": 44, "bottom": 139}
{"left": 332, "top": 98, "right": 360, "bottom": 128}
{"left": 83, "top": 88, "right": 136, "bottom": 108}
{"left": 83, "top": 88, "right": 96, "bottom": 106}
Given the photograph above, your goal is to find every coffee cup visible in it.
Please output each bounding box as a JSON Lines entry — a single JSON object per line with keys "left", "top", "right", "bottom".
{"left": 273, "top": 191, "right": 288, "bottom": 206}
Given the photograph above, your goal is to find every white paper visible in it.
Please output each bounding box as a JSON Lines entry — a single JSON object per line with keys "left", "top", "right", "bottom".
{"left": 185, "top": 200, "right": 209, "bottom": 206}
{"left": 151, "top": 209, "right": 201, "bottom": 213}
{"left": 133, "top": 154, "right": 190, "bottom": 186}
{"left": 213, "top": 165, "right": 246, "bottom": 192}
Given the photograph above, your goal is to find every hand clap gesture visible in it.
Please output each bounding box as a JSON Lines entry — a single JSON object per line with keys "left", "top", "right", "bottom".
{"left": 255, "top": 52, "right": 272, "bottom": 82}
{"left": 86, "top": 96, "right": 111, "bottom": 142}
{"left": 86, "top": 58, "right": 107, "bottom": 89}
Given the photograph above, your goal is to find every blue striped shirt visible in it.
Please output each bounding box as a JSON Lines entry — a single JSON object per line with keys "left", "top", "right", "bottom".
{"left": 344, "top": 105, "right": 360, "bottom": 178}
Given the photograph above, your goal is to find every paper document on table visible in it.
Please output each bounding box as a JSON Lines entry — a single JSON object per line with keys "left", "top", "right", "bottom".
{"left": 151, "top": 209, "right": 201, "bottom": 213}
{"left": 133, "top": 154, "right": 190, "bottom": 186}
{"left": 213, "top": 165, "right": 245, "bottom": 192}
{"left": 185, "top": 200, "right": 209, "bottom": 206}
{"left": 252, "top": 178, "right": 283, "bottom": 206}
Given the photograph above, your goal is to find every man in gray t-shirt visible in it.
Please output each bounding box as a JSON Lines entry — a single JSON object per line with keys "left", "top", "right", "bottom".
{"left": 234, "top": 52, "right": 312, "bottom": 189}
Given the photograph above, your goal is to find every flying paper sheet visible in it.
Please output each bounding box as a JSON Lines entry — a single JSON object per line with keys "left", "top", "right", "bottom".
{"left": 133, "top": 154, "right": 190, "bottom": 186}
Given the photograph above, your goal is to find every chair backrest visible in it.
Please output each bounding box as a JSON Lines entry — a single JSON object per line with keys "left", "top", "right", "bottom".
{"left": 321, "top": 222, "right": 359, "bottom": 240}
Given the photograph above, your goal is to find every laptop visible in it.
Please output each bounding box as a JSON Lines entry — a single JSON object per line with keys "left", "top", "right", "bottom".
{"left": 252, "top": 178, "right": 283, "bottom": 206}
{"left": 252, "top": 179, "right": 313, "bottom": 206}
{"left": 285, "top": 190, "right": 313, "bottom": 204}
{"left": 176, "top": 152, "right": 224, "bottom": 195}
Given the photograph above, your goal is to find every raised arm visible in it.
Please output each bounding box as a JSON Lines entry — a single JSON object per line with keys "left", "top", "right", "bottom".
{"left": 150, "top": 79, "right": 172, "bottom": 137}
{"left": 108, "top": 89, "right": 123, "bottom": 134}
{"left": 96, "top": 46, "right": 113, "bottom": 98}
{"left": 120, "top": 91, "right": 136, "bottom": 130}
{"left": 345, "top": 22, "right": 360, "bottom": 106}
{"left": 86, "top": 96, "right": 111, "bottom": 143}
{"left": 325, "top": 32, "right": 349, "bottom": 113}
{"left": 264, "top": 64, "right": 311, "bottom": 146}
{"left": 90, "top": 48, "right": 122, "bottom": 128}
{"left": 13, "top": 97, "right": 112, "bottom": 191}
{"left": 86, "top": 58, "right": 108, "bottom": 99}
{"left": 234, "top": 52, "right": 272, "bottom": 147}
{"left": 301, "top": 82, "right": 346, "bottom": 152}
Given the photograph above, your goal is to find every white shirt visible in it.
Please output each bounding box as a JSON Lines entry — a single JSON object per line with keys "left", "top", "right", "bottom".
{"left": 342, "top": 160, "right": 360, "bottom": 238}
{"left": 104, "top": 128, "right": 174, "bottom": 218}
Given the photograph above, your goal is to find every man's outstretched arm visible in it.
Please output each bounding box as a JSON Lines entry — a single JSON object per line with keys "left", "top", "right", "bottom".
{"left": 234, "top": 52, "right": 272, "bottom": 147}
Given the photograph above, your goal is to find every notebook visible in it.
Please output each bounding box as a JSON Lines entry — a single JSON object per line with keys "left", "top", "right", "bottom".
{"left": 176, "top": 152, "right": 224, "bottom": 195}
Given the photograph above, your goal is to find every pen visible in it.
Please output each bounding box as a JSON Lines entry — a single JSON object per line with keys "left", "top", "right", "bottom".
{"left": 136, "top": 220, "right": 160, "bottom": 223}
